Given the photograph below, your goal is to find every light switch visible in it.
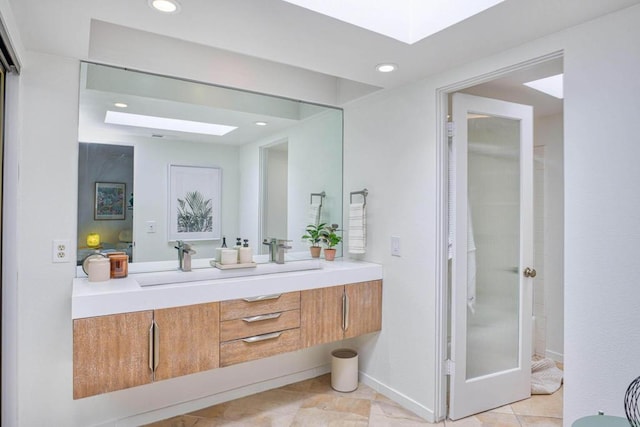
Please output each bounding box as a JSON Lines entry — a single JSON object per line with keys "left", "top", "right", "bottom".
{"left": 146, "top": 221, "right": 157, "bottom": 233}
{"left": 391, "top": 236, "right": 401, "bottom": 257}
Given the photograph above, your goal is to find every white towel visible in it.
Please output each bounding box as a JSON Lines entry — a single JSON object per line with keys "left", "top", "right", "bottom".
{"left": 348, "top": 202, "right": 366, "bottom": 254}
{"left": 467, "top": 206, "right": 477, "bottom": 313}
{"left": 448, "top": 141, "right": 477, "bottom": 313}
{"left": 308, "top": 202, "right": 321, "bottom": 226}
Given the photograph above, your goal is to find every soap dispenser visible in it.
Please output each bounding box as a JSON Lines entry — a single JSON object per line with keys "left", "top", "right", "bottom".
{"left": 239, "top": 239, "right": 253, "bottom": 264}
{"left": 234, "top": 237, "right": 242, "bottom": 261}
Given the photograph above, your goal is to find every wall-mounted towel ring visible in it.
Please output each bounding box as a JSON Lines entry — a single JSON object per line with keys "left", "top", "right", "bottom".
{"left": 350, "top": 188, "right": 368, "bottom": 207}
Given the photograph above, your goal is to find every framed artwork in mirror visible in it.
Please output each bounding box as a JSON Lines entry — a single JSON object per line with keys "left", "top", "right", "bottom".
{"left": 168, "top": 164, "right": 221, "bottom": 241}
{"left": 94, "top": 182, "right": 126, "bottom": 220}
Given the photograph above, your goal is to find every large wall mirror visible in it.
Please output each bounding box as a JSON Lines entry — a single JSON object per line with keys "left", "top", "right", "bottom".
{"left": 77, "top": 62, "right": 343, "bottom": 267}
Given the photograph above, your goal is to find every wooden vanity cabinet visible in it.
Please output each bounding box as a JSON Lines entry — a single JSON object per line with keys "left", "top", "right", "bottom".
{"left": 73, "top": 310, "right": 153, "bottom": 399}
{"left": 219, "top": 292, "right": 301, "bottom": 367}
{"left": 154, "top": 302, "right": 220, "bottom": 381}
{"left": 73, "top": 302, "right": 219, "bottom": 399}
{"left": 343, "top": 280, "right": 383, "bottom": 339}
{"left": 73, "top": 279, "right": 382, "bottom": 398}
{"left": 301, "top": 280, "right": 382, "bottom": 348}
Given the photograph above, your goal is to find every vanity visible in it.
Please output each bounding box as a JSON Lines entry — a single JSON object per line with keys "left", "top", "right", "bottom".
{"left": 72, "top": 259, "right": 382, "bottom": 399}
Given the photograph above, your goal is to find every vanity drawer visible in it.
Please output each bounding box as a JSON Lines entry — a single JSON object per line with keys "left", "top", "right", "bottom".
{"left": 220, "top": 309, "right": 300, "bottom": 342}
{"left": 220, "top": 292, "right": 300, "bottom": 321}
{"left": 220, "top": 328, "right": 301, "bottom": 367}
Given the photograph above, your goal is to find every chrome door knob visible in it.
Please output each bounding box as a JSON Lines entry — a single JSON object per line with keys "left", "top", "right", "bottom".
{"left": 524, "top": 267, "right": 537, "bottom": 278}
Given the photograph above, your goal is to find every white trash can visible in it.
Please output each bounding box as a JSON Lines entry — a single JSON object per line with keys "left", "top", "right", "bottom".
{"left": 331, "top": 348, "right": 358, "bottom": 392}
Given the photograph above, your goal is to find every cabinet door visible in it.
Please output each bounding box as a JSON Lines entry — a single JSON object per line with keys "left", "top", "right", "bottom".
{"left": 344, "top": 280, "right": 383, "bottom": 339}
{"left": 154, "top": 302, "right": 220, "bottom": 381}
{"left": 73, "top": 311, "right": 153, "bottom": 399}
{"left": 301, "top": 285, "right": 344, "bottom": 348}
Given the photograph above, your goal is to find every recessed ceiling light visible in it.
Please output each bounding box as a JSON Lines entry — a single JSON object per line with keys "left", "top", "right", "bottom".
{"left": 523, "top": 74, "right": 564, "bottom": 99}
{"left": 148, "top": 0, "right": 181, "bottom": 13}
{"left": 114, "top": 102, "right": 128, "bottom": 108}
{"left": 105, "top": 111, "right": 237, "bottom": 136}
{"left": 376, "top": 63, "right": 397, "bottom": 73}
{"left": 255, "top": 121, "right": 268, "bottom": 126}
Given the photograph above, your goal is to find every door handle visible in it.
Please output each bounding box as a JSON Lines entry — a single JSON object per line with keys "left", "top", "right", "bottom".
{"left": 523, "top": 267, "right": 537, "bottom": 278}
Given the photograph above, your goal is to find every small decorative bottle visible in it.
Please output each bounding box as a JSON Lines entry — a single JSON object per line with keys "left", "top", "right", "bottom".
{"left": 239, "top": 239, "right": 253, "bottom": 264}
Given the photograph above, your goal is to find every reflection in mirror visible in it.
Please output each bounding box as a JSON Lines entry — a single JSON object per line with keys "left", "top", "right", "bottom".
{"left": 261, "top": 140, "right": 288, "bottom": 253}
{"left": 77, "top": 62, "right": 343, "bottom": 268}
{"left": 77, "top": 143, "right": 134, "bottom": 265}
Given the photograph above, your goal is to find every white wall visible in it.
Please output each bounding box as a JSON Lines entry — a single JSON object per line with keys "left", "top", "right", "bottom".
{"left": 344, "top": 82, "right": 438, "bottom": 418}
{"left": 6, "top": 2, "right": 640, "bottom": 426}
{"left": 563, "top": 7, "right": 640, "bottom": 421}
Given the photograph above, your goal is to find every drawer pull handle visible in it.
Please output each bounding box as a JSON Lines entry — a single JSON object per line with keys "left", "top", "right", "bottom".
{"left": 243, "top": 294, "right": 282, "bottom": 303}
{"left": 242, "top": 312, "right": 282, "bottom": 323}
{"left": 242, "top": 331, "right": 282, "bottom": 343}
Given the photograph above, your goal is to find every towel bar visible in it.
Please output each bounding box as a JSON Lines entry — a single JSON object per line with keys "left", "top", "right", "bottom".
{"left": 350, "top": 189, "right": 368, "bottom": 206}
{"left": 310, "top": 191, "right": 325, "bottom": 205}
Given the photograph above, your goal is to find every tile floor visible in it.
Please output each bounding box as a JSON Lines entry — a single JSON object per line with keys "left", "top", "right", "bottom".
{"left": 144, "top": 373, "right": 563, "bottom": 426}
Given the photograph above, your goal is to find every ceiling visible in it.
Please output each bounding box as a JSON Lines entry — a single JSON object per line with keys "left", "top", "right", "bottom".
{"left": 9, "top": 0, "right": 640, "bottom": 91}
{"left": 9, "top": 0, "right": 638, "bottom": 141}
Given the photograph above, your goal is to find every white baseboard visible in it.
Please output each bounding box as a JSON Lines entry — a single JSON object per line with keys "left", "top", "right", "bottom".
{"left": 545, "top": 350, "right": 564, "bottom": 363}
{"left": 359, "top": 371, "right": 436, "bottom": 423}
{"left": 113, "top": 365, "right": 331, "bottom": 427}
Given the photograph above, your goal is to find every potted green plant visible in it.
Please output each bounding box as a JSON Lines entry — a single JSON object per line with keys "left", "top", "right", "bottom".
{"left": 322, "top": 224, "right": 342, "bottom": 261}
{"left": 302, "top": 223, "right": 327, "bottom": 258}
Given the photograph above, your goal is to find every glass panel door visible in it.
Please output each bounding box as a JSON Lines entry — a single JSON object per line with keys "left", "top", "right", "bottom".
{"left": 449, "top": 93, "right": 533, "bottom": 420}
{"left": 466, "top": 115, "right": 521, "bottom": 379}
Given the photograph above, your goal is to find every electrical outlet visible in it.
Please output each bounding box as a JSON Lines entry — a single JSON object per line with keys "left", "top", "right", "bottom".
{"left": 52, "top": 239, "right": 71, "bottom": 263}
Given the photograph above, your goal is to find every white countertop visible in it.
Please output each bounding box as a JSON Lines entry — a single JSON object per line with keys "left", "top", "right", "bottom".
{"left": 72, "top": 259, "right": 383, "bottom": 319}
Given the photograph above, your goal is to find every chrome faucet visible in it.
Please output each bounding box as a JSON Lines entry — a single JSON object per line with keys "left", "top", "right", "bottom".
{"left": 174, "top": 240, "right": 196, "bottom": 271}
{"left": 263, "top": 238, "right": 277, "bottom": 263}
{"left": 262, "top": 238, "right": 292, "bottom": 264}
{"left": 276, "top": 239, "right": 292, "bottom": 264}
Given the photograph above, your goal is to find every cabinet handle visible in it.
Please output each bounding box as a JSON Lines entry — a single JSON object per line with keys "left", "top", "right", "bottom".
{"left": 242, "top": 312, "right": 282, "bottom": 323}
{"left": 153, "top": 320, "right": 160, "bottom": 372}
{"left": 148, "top": 321, "right": 154, "bottom": 372}
{"left": 242, "top": 331, "right": 282, "bottom": 343}
{"left": 242, "top": 294, "right": 282, "bottom": 303}
{"left": 342, "top": 291, "right": 350, "bottom": 331}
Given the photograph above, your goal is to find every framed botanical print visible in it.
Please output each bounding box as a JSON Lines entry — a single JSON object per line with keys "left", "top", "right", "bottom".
{"left": 168, "top": 165, "right": 221, "bottom": 241}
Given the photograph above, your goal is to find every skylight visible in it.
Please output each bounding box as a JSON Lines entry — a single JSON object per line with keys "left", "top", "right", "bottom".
{"left": 105, "top": 111, "right": 237, "bottom": 136}
{"left": 281, "top": 0, "right": 505, "bottom": 44}
{"left": 523, "top": 74, "right": 564, "bottom": 99}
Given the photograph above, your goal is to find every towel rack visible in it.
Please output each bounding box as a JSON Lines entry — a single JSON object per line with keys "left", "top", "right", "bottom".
{"left": 310, "top": 191, "right": 326, "bottom": 206}
{"left": 350, "top": 188, "right": 368, "bottom": 206}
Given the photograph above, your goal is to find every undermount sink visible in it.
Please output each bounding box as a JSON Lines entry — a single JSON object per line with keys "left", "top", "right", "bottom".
{"left": 134, "top": 259, "right": 322, "bottom": 287}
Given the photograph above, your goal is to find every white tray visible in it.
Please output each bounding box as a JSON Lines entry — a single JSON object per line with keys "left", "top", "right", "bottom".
{"left": 211, "top": 261, "right": 257, "bottom": 270}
